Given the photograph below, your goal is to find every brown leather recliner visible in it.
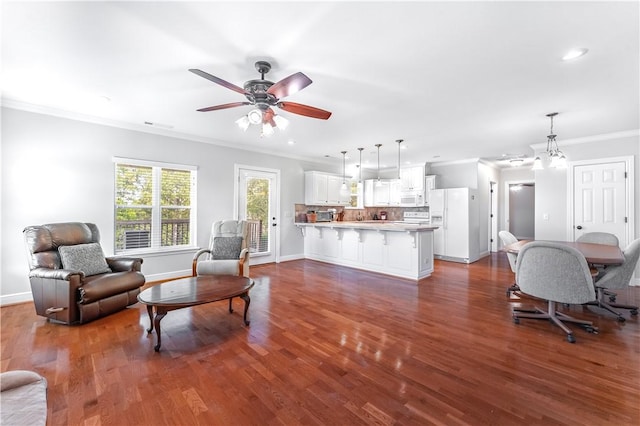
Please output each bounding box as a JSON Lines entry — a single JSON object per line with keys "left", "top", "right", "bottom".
{"left": 23, "top": 222, "right": 145, "bottom": 325}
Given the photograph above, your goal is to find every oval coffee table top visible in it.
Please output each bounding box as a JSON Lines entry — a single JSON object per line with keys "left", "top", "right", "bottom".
{"left": 138, "top": 275, "right": 254, "bottom": 307}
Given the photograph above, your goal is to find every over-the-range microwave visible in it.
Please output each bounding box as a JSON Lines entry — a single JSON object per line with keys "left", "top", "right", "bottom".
{"left": 399, "top": 192, "right": 426, "bottom": 207}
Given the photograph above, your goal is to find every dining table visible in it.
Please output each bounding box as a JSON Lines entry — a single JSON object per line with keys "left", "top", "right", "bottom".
{"left": 503, "top": 240, "right": 625, "bottom": 266}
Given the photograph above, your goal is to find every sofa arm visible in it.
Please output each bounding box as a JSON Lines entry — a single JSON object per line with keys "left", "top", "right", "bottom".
{"left": 28, "top": 268, "right": 84, "bottom": 281}
{"left": 106, "top": 257, "right": 143, "bottom": 272}
{"left": 192, "top": 249, "right": 212, "bottom": 276}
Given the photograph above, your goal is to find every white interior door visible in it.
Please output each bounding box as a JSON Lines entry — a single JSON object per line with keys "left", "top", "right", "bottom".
{"left": 573, "top": 161, "right": 628, "bottom": 246}
{"left": 236, "top": 166, "right": 280, "bottom": 265}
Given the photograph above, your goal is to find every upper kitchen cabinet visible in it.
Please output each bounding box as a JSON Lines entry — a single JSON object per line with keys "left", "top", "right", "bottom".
{"left": 364, "top": 179, "right": 401, "bottom": 207}
{"left": 399, "top": 165, "right": 425, "bottom": 192}
{"left": 305, "top": 171, "right": 350, "bottom": 206}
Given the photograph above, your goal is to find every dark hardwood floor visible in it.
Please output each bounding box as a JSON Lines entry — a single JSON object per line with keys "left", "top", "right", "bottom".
{"left": 2, "top": 254, "right": 639, "bottom": 425}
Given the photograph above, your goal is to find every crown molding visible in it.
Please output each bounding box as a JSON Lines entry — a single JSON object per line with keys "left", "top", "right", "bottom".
{"left": 530, "top": 129, "right": 640, "bottom": 151}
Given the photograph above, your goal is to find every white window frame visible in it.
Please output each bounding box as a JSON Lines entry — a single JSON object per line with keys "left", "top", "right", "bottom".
{"left": 113, "top": 157, "right": 198, "bottom": 254}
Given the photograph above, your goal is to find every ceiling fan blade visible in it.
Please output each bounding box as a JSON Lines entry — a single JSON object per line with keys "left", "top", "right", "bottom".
{"left": 189, "top": 69, "right": 246, "bottom": 95}
{"left": 277, "top": 102, "right": 332, "bottom": 120}
{"left": 196, "top": 102, "right": 251, "bottom": 112}
{"left": 267, "top": 72, "right": 312, "bottom": 99}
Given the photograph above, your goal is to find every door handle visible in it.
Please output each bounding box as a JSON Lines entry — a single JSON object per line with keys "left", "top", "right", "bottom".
{"left": 576, "top": 225, "right": 583, "bottom": 230}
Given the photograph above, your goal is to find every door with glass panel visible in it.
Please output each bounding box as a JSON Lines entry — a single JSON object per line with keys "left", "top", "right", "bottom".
{"left": 236, "top": 166, "right": 279, "bottom": 265}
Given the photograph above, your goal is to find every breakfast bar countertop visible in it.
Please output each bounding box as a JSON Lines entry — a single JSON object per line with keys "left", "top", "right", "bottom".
{"left": 294, "top": 221, "right": 438, "bottom": 231}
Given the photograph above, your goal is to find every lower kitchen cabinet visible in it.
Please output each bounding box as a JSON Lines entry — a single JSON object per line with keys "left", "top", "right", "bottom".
{"left": 297, "top": 223, "right": 435, "bottom": 281}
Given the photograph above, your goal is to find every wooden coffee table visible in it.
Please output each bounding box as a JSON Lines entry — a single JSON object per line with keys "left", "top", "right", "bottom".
{"left": 137, "top": 275, "right": 254, "bottom": 351}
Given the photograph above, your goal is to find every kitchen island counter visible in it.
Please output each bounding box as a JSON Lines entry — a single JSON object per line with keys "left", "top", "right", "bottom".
{"left": 295, "top": 221, "right": 437, "bottom": 281}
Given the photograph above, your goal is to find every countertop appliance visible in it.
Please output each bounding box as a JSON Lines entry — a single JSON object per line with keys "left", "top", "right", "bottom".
{"left": 315, "top": 210, "right": 334, "bottom": 222}
{"left": 403, "top": 211, "right": 430, "bottom": 223}
{"left": 429, "top": 188, "right": 480, "bottom": 263}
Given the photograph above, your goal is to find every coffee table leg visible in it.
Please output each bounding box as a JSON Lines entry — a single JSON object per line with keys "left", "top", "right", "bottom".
{"left": 153, "top": 309, "right": 167, "bottom": 352}
{"left": 145, "top": 305, "right": 154, "bottom": 333}
{"left": 239, "top": 292, "right": 251, "bottom": 326}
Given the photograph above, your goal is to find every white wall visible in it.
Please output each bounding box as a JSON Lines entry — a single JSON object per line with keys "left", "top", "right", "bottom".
{"left": 1, "top": 107, "right": 331, "bottom": 303}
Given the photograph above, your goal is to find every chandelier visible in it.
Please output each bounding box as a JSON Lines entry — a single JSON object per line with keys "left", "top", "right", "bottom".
{"left": 532, "top": 112, "right": 567, "bottom": 170}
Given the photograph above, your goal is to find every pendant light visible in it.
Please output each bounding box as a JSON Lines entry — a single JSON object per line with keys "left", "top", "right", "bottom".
{"left": 375, "top": 144, "right": 383, "bottom": 187}
{"left": 396, "top": 139, "right": 403, "bottom": 180}
{"left": 340, "top": 151, "right": 348, "bottom": 195}
{"left": 532, "top": 112, "right": 567, "bottom": 170}
{"left": 357, "top": 147, "right": 364, "bottom": 188}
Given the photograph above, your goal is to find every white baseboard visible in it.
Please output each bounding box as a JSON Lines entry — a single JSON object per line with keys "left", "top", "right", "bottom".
{"left": 277, "top": 254, "right": 305, "bottom": 263}
{"left": 144, "top": 269, "right": 192, "bottom": 283}
{"left": 1, "top": 291, "right": 33, "bottom": 306}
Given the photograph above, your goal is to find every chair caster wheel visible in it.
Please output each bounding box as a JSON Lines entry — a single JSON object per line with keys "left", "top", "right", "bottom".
{"left": 506, "top": 289, "right": 511, "bottom": 297}
{"left": 567, "top": 334, "right": 576, "bottom": 343}
{"left": 617, "top": 316, "right": 626, "bottom": 323}
{"left": 585, "top": 326, "right": 598, "bottom": 334}
{"left": 513, "top": 317, "right": 520, "bottom": 324}
{"left": 630, "top": 309, "right": 638, "bottom": 316}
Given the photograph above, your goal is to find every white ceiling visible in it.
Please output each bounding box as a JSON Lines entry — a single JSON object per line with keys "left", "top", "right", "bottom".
{"left": 2, "top": 1, "right": 639, "bottom": 171}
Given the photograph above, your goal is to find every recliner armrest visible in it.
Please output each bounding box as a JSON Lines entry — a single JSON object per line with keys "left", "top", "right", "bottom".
{"left": 28, "top": 268, "right": 83, "bottom": 281}
{"left": 106, "top": 257, "right": 143, "bottom": 272}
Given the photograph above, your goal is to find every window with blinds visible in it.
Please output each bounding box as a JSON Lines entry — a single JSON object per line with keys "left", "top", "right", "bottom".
{"left": 114, "top": 158, "right": 197, "bottom": 253}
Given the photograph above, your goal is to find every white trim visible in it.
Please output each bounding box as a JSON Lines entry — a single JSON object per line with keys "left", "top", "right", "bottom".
{"left": 566, "top": 156, "right": 634, "bottom": 245}
{"left": 530, "top": 129, "right": 640, "bottom": 151}
{"left": 234, "top": 164, "right": 281, "bottom": 264}
{"left": 0, "top": 292, "right": 33, "bottom": 307}
{"left": 112, "top": 156, "right": 198, "bottom": 171}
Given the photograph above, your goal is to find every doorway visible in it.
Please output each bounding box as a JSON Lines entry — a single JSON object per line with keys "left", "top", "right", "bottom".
{"left": 504, "top": 180, "right": 535, "bottom": 240}
{"left": 235, "top": 165, "right": 280, "bottom": 265}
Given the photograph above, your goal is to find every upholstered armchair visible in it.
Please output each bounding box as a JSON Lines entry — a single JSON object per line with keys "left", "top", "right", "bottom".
{"left": 192, "top": 220, "right": 250, "bottom": 277}
{"left": 24, "top": 222, "right": 145, "bottom": 325}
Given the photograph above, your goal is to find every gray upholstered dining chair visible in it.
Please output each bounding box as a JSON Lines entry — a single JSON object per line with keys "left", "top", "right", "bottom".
{"left": 192, "top": 220, "right": 250, "bottom": 277}
{"left": 498, "top": 230, "right": 519, "bottom": 296}
{"left": 576, "top": 231, "right": 620, "bottom": 300}
{"left": 513, "top": 241, "right": 598, "bottom": 343}
{"left": 584, "top": 238, "right": 640, "bottom": 322}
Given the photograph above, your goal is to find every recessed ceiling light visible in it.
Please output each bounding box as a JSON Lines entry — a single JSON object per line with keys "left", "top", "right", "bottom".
{"left": 287, "top": 140, "right": 296, "bottom": 145}
{"left": 562, "top": 48, "right": 589, "bottom": 61}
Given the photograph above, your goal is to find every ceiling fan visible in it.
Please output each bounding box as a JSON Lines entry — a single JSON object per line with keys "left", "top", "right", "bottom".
{"left": 189, "top": 61, "right": 331, "bottom": 134}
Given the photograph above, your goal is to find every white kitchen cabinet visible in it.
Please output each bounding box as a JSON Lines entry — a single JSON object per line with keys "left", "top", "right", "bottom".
{"left": 364, "top": 179, "right": 401, "bottom": 207}
{"left": 399, "top": 165, "right": 425, "bottom": 192}
{"left": 305, "top": 171, "right": 350, "bottom": 206}
{"left": 297, "top": 222, "right": 436, "bottom": 281}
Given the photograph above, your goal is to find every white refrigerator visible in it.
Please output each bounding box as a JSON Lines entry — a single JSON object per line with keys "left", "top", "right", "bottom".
{"left": 429, "top": 188, "right": 480, "bottom": 263}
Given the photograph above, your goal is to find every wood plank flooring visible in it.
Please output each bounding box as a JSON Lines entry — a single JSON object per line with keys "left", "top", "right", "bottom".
{"left": 2, "top": 254, "right": 639, "bottom": 425}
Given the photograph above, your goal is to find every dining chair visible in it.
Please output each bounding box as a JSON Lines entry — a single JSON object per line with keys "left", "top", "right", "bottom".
{"left": 513, "top": 241, "right": 598, "bottom": 343}
{"left": 584, "top": 238, "right": 640, "bottom": 322}
{"left": 576, "top": 232, "right": 619, "bottom": 300}
{"left": 498, "top": 230, "right": 519, "bottom": 296}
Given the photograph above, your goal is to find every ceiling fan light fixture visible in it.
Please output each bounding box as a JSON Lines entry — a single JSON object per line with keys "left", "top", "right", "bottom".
{"left": 235, "top": 115, "right": 250, "bottom": 131}
{"left": 247, "top": 109, "right": 263, "bottom": 125}
{"left": 273, "top": 114, "right": 289, "bottom": 130}
{"left": 261, "top": 122, "right": 274, "bottom": 137}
